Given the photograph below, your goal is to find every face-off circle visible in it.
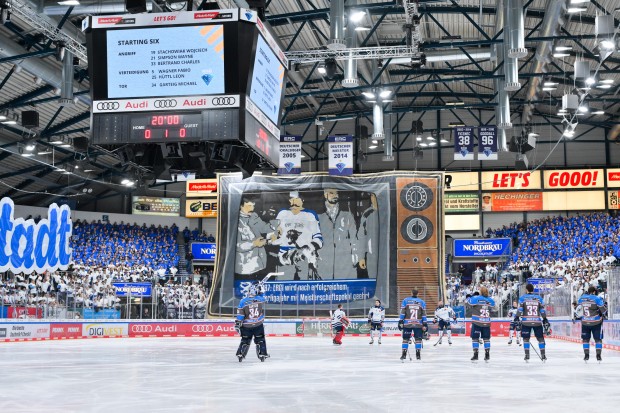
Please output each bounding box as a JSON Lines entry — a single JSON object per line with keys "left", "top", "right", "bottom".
{"left": 400, "top": 182, "right": 433, "bottom": 211}
{"left": 400, "top": 215, "right": 434, "bottom": 244}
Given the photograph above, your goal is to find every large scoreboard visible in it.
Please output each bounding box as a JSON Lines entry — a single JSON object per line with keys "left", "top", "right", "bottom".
{"left": 85, "top": 9, "right": 285, "bottom": 165}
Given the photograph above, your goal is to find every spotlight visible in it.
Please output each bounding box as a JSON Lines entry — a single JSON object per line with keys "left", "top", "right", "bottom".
{"left": 55, "top": 42, "right": 66, "bottom": 62}
{"left": 25, "top": 142, "right": 36, "bottom": 151}
{"left": 349, "top": 10, "right": 366, "bottom": 23}
{"left": 317, "top": 65, "right": 327, "bottom": 75}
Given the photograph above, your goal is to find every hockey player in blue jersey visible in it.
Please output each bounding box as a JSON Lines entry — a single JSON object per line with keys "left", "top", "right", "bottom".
{"left": 578, "top": 286, "right": 607, "bottom": 362}
{"left": 368, "top": 299, "right": 385, "bottom": 345}
{"left": 466, "top": 286, "right": 495, "bottom": 362}
{"left": 398, "top": 289, "right": 427, "bottom": 361}
{"left": 515, "top": 283, "right": 549, "bottom": 362}
{"left": 235, "top": 282, "right": 269, "bottom": 362}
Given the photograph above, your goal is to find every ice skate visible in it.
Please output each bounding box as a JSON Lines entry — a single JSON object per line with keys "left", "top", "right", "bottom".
{"left": 400, "top": 349, "right": 408, "bottom": 362}
{"left": 484, "top": 349, "right": 490, "bottom": 362}
{"left": 415, "top": 349, "right": 421, "bottom": 360}
{"left": 596, "top": 354, "right": 602, "bottom": 363}
{"left": 518, "top": 340, "right": 522, "bottom": 347}
{"left": 524, "top": 352, "right": 530, "bottom": 362}
{"left": 378, "top": 339, "right": 381, "bottom": 345}
{"left": 471, "top": 350, "right": 479, "bottom": 362}
{"left": 584, "top": 352, "right": 589, "bottom": 363}
{"left": 508, "top": 339, "right": 512, "bottom": 345}
{"left": 369, "top": 339, "right": 374, "bottom": 345}
{"left": 448, "top": 340, "right": 452, "bottom": 345}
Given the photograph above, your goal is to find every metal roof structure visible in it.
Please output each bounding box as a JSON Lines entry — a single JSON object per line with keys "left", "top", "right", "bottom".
{"left": 0, "top": 0, "right": 618, "bottom": 208}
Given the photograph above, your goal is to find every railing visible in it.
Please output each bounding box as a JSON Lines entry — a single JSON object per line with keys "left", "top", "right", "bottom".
{"left": 608, "top": 268, "right": 620, "bottom": 320}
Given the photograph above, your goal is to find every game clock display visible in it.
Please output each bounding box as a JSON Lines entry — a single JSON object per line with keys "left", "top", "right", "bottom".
{"left": 129, "top": 112, "right": 203, "bottom": 142}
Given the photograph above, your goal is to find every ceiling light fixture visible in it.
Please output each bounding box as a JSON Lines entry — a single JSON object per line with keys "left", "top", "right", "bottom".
{"left": 554, "top": 46, "right": 572, "bottom": 52}
{"left": 553, "top": 52, "right": 571, "bottom": 58}
{"left": 585, "top": 77, "right": 596, "bottom": 86}
{"left": 567, "top": 7, "right": 587, "bottom": 13}
{"left": 600, "top": 79, "right": 614, "bottom": 84}
{"left": 379, "top": 90, "right": 392, "bottom": 98}
{"left": 354, "top": 26, "right": 371, "bottom": 31}
{"left": 597, "top": 84, "right": 613, "bottom": 89}
{"left": 349, "top": 10, "right": 366, "bottom": 23}
{"left": 25, "top": 143, "right": 36, "bottom": 151}
{"left": 591, "top": 110, "right": 605, "bottom": 115}
{"left": 317, "top": 65, "right": 326, "bottom": 75}
{"left": 58, "top": 1, "right": 81, "bottom": 5}
{"left": 362, "top": 91, "right": 375, "bottom": 99}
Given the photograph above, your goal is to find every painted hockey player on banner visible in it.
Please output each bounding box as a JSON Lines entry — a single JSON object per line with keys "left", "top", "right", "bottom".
{"left": 331, "top": 304, "right": 350, "bottom": 345}
{"left": 368, "top": 299, "right": 385, "bottom": 345}
{"left": 578, "top": 286, "right": 607, "bottom": 362}
{"left": 272, "top": 191, "right": 323, "bottom": 280}
{"left": 433, "top": 301, "right": 457, "bottom": 345}
{"left": 507, "top": 301, "right": 522, "bottom": 346}
{"left": 515, "top": 283, "right": 549, "bottom": 362}
{"left": 235, "top": 282, "right": 269, "bottom": 362}
{"left": 398, "top": 289, "right": 427, "bottom": 361}
{"left": 317, "top": 188, "right": 361, "bottom": 279}
{"left": 235, "top": 199, "right": 277, "bottom": 280}
{"left": 466, "top": 287, "right": 495, "bottom": 362}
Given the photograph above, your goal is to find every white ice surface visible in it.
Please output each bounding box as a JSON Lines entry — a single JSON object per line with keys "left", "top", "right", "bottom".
{"left": 0, "top": 336, "right": 618, "bottom": 413}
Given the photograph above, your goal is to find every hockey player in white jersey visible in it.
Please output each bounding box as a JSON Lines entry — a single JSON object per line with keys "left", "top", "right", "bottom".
{"left": 433, "top": 301, "right": 457, "bottom": 345}
{"left": 272, "top": 191, "right": 323, "bottom": 280}
{"left": 507, "top": 301, "right": 521, "bottom": 346}
{"left": 368, "top": 299, "right": 385, "bottom": 345}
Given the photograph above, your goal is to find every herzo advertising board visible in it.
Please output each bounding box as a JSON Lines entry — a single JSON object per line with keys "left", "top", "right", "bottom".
{"left": 453, "top": 238, "right": 512, "bottom": 258}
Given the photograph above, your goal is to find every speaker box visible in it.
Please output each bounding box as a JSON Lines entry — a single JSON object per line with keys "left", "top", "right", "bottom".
{"left": 73, "top": 136, "right": 89, "bottom": 151}
{"left": 125, "top": 0, "right": 147, "bottom": 14}
{"left": 21, "top": 111, "right": 39, "bottom": 128}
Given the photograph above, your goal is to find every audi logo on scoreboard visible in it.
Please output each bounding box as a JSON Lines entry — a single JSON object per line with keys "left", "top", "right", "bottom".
{"left": 154, "top": 99, "right": 178, "bottom": 108}
{"left": 95, "top": 101, "right": 120, "bottom": 111}
{"left": 211, "top": 97, "right": 236, "bottom": 106}
{"left": 92, "top": 95, "right": 240, "bottom": 113}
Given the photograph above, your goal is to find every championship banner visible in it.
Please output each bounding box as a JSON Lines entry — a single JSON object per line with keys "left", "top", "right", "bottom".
{"left": 453, "top": 238, "right": 511, "bottom": 258}
{"left": 477, "top": 126, "right": 498, "bottom": 160}
{"left": 454, "top": 127, "right": 474, "bottom": 160}
{"left": 485, "top": 191, "right": 543, "bottom": 211}
{"left": 444, "top": 193, "right": 479, "bottom": 212}
{"left": 278, "top": 135, "right": 302, "bottom": 175}
{"left": 328, "top": 135, "right": 353, "bottom": 175}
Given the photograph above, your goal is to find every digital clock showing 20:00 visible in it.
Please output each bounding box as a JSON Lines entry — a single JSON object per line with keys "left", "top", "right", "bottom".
{"left": 129, "top": 112, "right": 203, "bottom": 142}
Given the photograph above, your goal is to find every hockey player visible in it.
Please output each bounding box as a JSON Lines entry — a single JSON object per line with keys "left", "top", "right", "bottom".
{"left": 368, "top": 299, "right": 385, "bottom": 345}
{"left": 466, "top": 286, "right": 495, "bottom": 362}
{"left": 331, "top": 304, "right": 350, "bottom": 345}
{"left": 398, "top": 289, "right": 427, "bottom": 361}
{"left": 433, "top": 301, "right": 457, "bottom": 345}
{"left": 515, "top": 283, "right": 549, "bottom": 362}
{"left": 578, "top": 286, "right": 607, "bottom": 362}
{"left": 235, "top": 282, "right": 269, "bottom": 362}
{"left": 507, "top": 301, "right": 522, "bottom": 346}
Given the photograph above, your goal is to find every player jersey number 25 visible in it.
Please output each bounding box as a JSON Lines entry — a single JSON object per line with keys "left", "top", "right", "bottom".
{"left": 479, "top": 306, "right": 490, "bottom": 318}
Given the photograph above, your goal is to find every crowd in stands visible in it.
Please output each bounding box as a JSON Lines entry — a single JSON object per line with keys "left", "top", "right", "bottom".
{"left": 72, "top": 220, "right": 180, "bottom": 272}
{"left": 183, "top": 227, "right": 215, "bottom": 243}
{"left": 446, "top": 213, "right": 619, "bottom": 311}
{"left": 0, "top": 220, "right": 217, "bottom": 319}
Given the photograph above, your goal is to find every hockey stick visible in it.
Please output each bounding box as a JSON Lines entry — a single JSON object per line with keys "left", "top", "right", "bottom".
{"left": 530, "top": 343, "right": 544, "bottom": 362}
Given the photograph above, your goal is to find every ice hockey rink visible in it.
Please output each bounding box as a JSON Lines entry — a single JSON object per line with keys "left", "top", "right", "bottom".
{"left": 0, "top": 336, "right": 618, "bottom": 413}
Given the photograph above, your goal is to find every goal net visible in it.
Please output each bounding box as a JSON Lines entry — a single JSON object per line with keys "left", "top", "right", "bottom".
{"left": 301, "top": 318, "right": 333, "bottom": 337}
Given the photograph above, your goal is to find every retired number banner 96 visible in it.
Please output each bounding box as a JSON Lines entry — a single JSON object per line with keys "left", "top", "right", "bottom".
{"left": 278, "top": 135, "right": 302, "bottom": 175}
{"left": 477, "top": 126, "right": 498, "bottom": 160}
{"left": 454, "top": 127, "right": 474, "bottom": 160}
{"left": 328, "top": 135, "right": 353, "bottom": 176}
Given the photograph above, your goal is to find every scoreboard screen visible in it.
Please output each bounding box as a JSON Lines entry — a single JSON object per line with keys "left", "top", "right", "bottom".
{"left": 106, "top": 25, "right": 225, "bottom": 99}
{"left": 248, "top": 35, "right": 285, "bottom": 126}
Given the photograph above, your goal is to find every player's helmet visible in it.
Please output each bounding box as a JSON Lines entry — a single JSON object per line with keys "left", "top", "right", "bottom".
{"left": 248, "top": 282, "right": 263, "bottom": 297}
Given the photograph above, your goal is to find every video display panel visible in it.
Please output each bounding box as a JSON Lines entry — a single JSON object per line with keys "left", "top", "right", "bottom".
{"left": 248, "top": 35, "right": 285, "bottom": 125}
{"left": 106, "top": 25, "right": 225, "bottom": 98}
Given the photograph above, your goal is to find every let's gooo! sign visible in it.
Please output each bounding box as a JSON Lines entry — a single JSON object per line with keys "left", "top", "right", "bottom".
{"left": 0, "top": 198, "right": 72, "bottom": 274}
{"left": 544, "top": 169, "right": 604, "bottom": 189}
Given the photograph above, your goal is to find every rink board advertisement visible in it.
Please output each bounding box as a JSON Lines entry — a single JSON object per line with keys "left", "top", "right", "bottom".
{"left": 209, "top": 172, "right": 444, "bottom": 317}
{"left": 1, "top": 306, "right": 43, "bottom": 319}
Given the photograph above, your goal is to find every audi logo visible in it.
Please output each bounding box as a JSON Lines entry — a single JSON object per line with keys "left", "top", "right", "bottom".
{"left": 96, "top": 101, "right": 120, "bottom": 111}
{"left": 192, "top": 325, "right": 214, "bottom": 333}
{"left": 131, "top": 325, "right": 152, "bottom": 333}
{"left": 211, "top": 97, "right": 236, "bottom": 106}
{"left": 154, "top": 99, "right": 178, "bottom": 108}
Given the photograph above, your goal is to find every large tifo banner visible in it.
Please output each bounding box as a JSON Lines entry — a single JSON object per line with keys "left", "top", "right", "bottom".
{"left": 453, "top": 238, "right": 511, "bottom": 258}
{"left": 0, "top": 197, "right": 72, "bottom": 274}
{"left": 209, "top": 172, "right": 443, "bottom": 316}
